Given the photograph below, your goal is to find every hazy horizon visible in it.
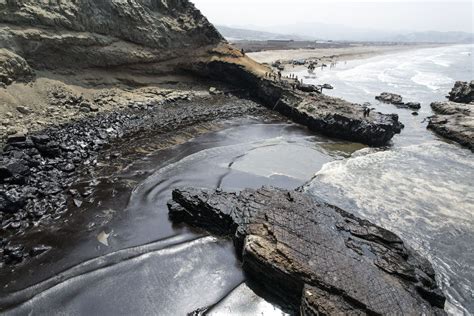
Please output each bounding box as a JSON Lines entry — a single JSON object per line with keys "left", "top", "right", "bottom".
{"left": 191, "top": 0, "right": 473, "bottom": 34}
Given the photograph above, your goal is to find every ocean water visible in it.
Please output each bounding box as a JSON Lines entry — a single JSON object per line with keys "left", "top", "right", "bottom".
{"left": 294, "top": 44, "right": 474, "bottom": 315}
{"left": 3, "top": 46, "right": 472, "bottom": 316}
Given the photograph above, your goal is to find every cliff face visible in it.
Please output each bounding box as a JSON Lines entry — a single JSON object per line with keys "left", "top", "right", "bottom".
{"left": 0, "top": 0, "right": 403, "bottom": 147}
{"left": 0, "top": 0, "right": 224, "bottom": 69}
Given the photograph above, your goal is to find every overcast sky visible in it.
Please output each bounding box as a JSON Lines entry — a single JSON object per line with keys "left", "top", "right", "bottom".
{"left": 191, "top": 0, "right": 473, "bottom": 33}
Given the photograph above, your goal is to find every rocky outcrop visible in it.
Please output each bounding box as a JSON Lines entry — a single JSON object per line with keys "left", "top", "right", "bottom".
{"left": 376, "top": 92, "right": 404, "bottom": 105}
{"left": 168, "top": 187, "right": 446, "bottom": 315}
{"left": 193, "top": 58, "right": 403, "bottom": 146}
{"left": 0, "top": 48, "right": 34, "bottom": 86}
{"left": 404, "top": 101, "right": 422, "bottom": 110}
{"left": 375, "top": 92, "right": 421, "bottom": 110}
{"left": 428, "top": 101, "right": 473, "bottom": 151}
{"left": 448, "top": 81, "right": 474, "bottom": 104}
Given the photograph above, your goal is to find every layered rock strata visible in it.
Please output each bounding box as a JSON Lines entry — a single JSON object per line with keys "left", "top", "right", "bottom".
{"left": 193, "top": 57, "right": 403, "bottom": 146}
{"left": 428, "top": 101, "right": 473, "bottom": 151}
{"left": 168, "top": 187, "right": 446, "bottom": 315}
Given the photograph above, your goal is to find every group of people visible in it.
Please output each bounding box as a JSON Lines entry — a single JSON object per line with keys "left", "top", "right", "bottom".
{"left": 363, "top": 107, "right": 371, "bottom": 117}
{"left": 265, "top": 71, "right": 302, "bottom": 83}
{"left": 264, "top": 70, "right": 306, "bottom": 91}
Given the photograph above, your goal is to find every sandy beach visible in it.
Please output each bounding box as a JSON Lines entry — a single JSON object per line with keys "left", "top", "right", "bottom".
{"left": 247, "top": 44, "right": 443, "bottom": 68}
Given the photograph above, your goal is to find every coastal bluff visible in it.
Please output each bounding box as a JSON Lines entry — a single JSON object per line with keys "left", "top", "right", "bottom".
{"left": 0, "top": 0, "right": 402, "bottom": 146}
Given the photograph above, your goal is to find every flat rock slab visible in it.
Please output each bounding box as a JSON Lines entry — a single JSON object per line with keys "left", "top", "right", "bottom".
{"left": 201, "top": 59, "right": 404, "bottom": 146}
{"left": 168, "top": 187, "right": 446, "bottom": 315}
{"left": 428, "top": 101, "right": 473, "bottom": 151}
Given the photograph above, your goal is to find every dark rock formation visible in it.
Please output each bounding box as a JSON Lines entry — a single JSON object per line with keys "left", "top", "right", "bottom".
{"left": 428, "top": 101, "right": 473, "bottom": 151}
{"left": 448, "top": 81, "right": 474, "bottom": 104}
{"left": 195, "top": 58, "right": 403, "bottom": 146}
{"left": 404, "top": 102, "right": 422, "bottom": 110}
{"left": 168, "top": 187, "right": 446, "bottom": 315}
{"left": 376, "top": 93, "right": 421, "bottom": 110}
{"left": 297, "top": 83, "right": 320, "bottom": 93}
{"left": 0, "top": 49, "right": 34, "bottom": 86}
{"left": 321, "top": 83, "right": 334, "bottom": 90}
{"left": 376, "top": 92, "right": 404, "bottom": 105}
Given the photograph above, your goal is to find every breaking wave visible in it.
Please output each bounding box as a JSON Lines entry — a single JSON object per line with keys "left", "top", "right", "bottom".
{"left": 305, "top": 141, "right": 474, "bottom": 315}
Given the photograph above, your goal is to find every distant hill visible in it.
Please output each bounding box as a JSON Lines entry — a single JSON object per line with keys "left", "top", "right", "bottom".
{"left": 217, "top": 24, "right": 474, "bottom": 44}
{"left": 387, "top": 31, "right": 474, "bottom": 43}
{"left": 216, "top": 25, "right": 311, "bottom": 41}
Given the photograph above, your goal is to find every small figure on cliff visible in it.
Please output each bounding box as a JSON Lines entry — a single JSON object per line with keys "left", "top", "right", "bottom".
{"left": 363, "top": 108, "right": 371, "bottom": 117}
{"left": 278, "top": 71, "right": 282, "bottom": 80}
{"left": 241, "top": 48, "right": 245, "bottom": 56}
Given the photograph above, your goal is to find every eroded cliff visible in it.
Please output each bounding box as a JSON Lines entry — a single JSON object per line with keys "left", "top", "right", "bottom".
{"left": 0, "top": 0, "right": 223, "bottom": 69}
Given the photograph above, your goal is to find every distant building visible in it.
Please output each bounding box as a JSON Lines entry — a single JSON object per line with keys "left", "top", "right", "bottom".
{"left": 266, "top": 39, "right": 294, "bottom": 44}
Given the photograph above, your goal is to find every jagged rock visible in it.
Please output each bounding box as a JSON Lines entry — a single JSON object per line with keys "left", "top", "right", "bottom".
{"left": 0, "top": 189, "right": 26, "bottom": 213}
{"left": 6, "top": 132, "right": 26, "bottom": 144}
{"left": 448, "top": 81, "right": 474, "bottom": 104}
{"left": 376, "top": 92, "right": 404, "bottom": 105}
{"left": 404, "top": 102, "right": 422, "bottom": 110}
{"left": 30, "top": 134, "right": 50, "bottom": 145}
{"left": 209, "top": 87, "right": 222, "bottom": 95}
{"left": 168, "top": 187, "right": 446, "bottom": 315}
{"left": 16, "top": 106, "right": 31, "bottom": 115}
{"left": 428, "top": 101, "right": 473, "bottom": 151}
{"left": 297, "top": 83, "right": 320, "bottom": 93}
{"left": 29, "top": 244, "right": 51, "bottom": 257}
{"left": 376, "top": 93, "right": 422, "bottom": 110}
{"left": 0, "top": 158, "right": 29, "bottom": 182}
{"left": 3, "top": 244, "right": 25, "bottom": 264}
{"left": 0, "top": 49, "right": 34, "bottom": 85}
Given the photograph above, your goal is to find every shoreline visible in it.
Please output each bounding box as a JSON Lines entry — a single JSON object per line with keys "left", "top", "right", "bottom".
{"left": 0, "top": 93, "right": 269, "bottom": 271}
{"left": 0, "top": 1, "right": 463, "bottom": 314}
{"left": 247, "top": 43, "right": 447, "bottom": 73}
